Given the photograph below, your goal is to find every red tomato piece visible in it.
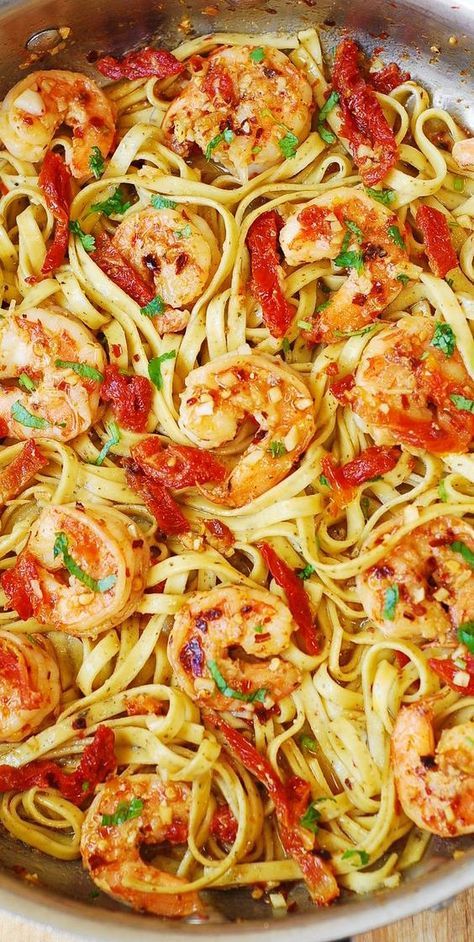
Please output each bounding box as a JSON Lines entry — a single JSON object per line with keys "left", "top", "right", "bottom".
{"left": 204, "top": 518, "right": 235, "bottom": 550}
{"left": 38, "top": 152, "right": 72, "bottom": 275}
{"left": 428, "top": 656, "right": 474, "bottom": 696}
{"left": 246, "top": 210, "right": 294, "bottom": 338}
{"left": 101, "top": 364, "right": 152, "bottom": 433}
{"left": 416, "top": 205, "right": 458, "bottom": 278}
{"left": 259, "top": 542, "right": 319, "bottom": 655}
{"left": 210, "top": 804, "right": 238, "bottom": 844}
{"left": 332, "top": 39, "right": 398, "bottom": 185}
{"left": 207, "top": 713, "right": 339, "bottom": 905}
{"left": 0, "top": 725, "right": 116, "bottom": 806}
{"left": 286, "top": 774, "right": 312, "bottom": 820}
{"left": 1, "top": 553, "right": 41, "bottom": 620}
{"left": 203, "top": 60, "right": 237, "bottom": 105}
{"left": 0, "top": 441, "right": 47, "bottom": 505}
{"left": 368, "top": 63, "right": 410, "bottom": 94}
{"left": 131, "top": 437, "right": 227, "bottom": 489}
{"left": 394, "top": 650, "right": 410, "bottom": 669}
{"left": 329, "top": 373, "right": 355, "bottom": 403}
{"left": 91, "top": 232, "right": 155, "bottom": 307}
{"left": 322, "top": 445, "right": 400, "bottom": 510}
{"left": 125, "top": 464, "right": 190, "bottom": 534}
{"left": 97, "top": 47, "right": 184, "bottom": 81}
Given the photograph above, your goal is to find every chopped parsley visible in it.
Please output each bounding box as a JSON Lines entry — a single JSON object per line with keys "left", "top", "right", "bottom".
{"left": 141, "top": 295, "right": 165, "bottom": 318}
{"left": 268, "top": 440, "right": 287, "bottom": 458}
{"left": 342, "top": 849, "right": 369, "bottom": 866}
{"left": 18, "top": 373, "right": 36, "bottom": 392}
{"left": 300, "top": 802, "right": 321, "bottom": 834}
{"left": 438, "top": 478, "right": 449, "bottom": 502}
{"left": 88, "top": 146, "right": 105, "bottom": 179}
{"left": 315, "top": 300, "right": 330, "bottom": 313}
{"left": 396, "top": 273, "right": 409, "bottom": 286}
{"left": 298, "top": 319, "right": 313, "bottom": 331}
{"left": 11, "top": 401, "right": 48, "bottom": 429}
{"left": 281, "top": 337, "right": 291, "bottom": 354}
{"left": 174, "top": 224, "right": 192, "bottom": 239}
{"left": 346, "top": 219, "right": 364, "bottom": 242}
{"left": 457, "top": 621, "right": 474, "bottom": 653}
{"left": 95, "top": 420, "right": 120, "bottom": 467}
{"left": 319, "top": 473, "right": 330, "bottom": 487}
{"left": 101, "top": 797, "right": 144, "bottom": 827}
{"left": 388, "top": 224, "right": 406, "bottom": 249}
{"left": 317, "top": 90, "right": 339, "bottom": 144}
{"left": 254, "top": 624, "right": 264, "bottom": 633}
{"left": 89, "top": 187, "right": 131, "bottom": 217}
{"left": 69, "top": 220, "right": 96, "bottom": 252}
{"left": 82, "top": 780, "right": 91, "bottom": 792}
{"left": 53, "top": 532, "right": 117, "bottom": 593}
{"left": 300, "top": 735, "right": 317, "bottom": 751}
{"left": 148, "top": 350, "right": 176, "bottom": 390}
{"left": 453, "top": 176, "right": 465, "bottom": 192}
{"left": 298, "top": 563, "right": 315, "bottom": 580}
{"left": 205, "top": 128, "right": 234, "bottom": 160}
{"left": 450, "top": 394, "right": 474, "bottom": 414}
{"left": 151, "top": 194, "right": 178, "bottom": 210}
{"left": 334, "top": 248, "right": 364, "bottom": 274}
{"left": 365, "top": 187, "right": 395, "bottom": 206}
{"left": 249, "top": 47, "right": 265, "bottom": 62}
{"left": 430, "top": 322, "right": 456, "bottom": 357}
{"left": 208, "top": 659, "right": 266, "bottom": 702}
{"left": 251, "top": 145, "right": 262, "bottom": 155}
{"left": 451, "top": 540, "right": 474, "bottom": 568}
{"left": 54, "top": 359, "right": 103, "bottom": 382}
{"left": 278, "top": 131, "right": 299, "bottom": 159}
{"left": 383, "top": 584, "right": 399, "bottom": 620}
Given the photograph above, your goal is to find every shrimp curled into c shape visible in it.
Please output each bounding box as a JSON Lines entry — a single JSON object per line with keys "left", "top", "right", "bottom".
{"left": 392, "top": 698, "right": 474, "bottom": 837}
{"left": 0, "top": 70, "right": 116, "bottom": 178}
{"left": 178, "top": 352, "right": 316, "bottom": 508}
{"left": 1, "top": 504, "right": 150, "bottom": 638}
{"left": 81, "top": 773, "right": 202, "bottom": 917}
{"left": 167, "top": 584, "right": 302, "bottom": 714}
{"left": 0, "top": 631, "right": 60, "bottom": 743}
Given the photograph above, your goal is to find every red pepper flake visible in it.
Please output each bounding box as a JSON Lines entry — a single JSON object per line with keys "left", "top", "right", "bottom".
{"left": 91, "top": 232, "right": 155, "bottom": 307}
{"left": 97, "top": 47, "right": 184, "bottom": 81}
{"left": 259, "top": 542, "right": 319, "bottom": 655}
{"left": 38, "top": 152, "right": 72, "bottom": 275}
{"left": 131, "top": 437, "right": 227, "bottom": 489}
{"left": 0, "top": 441, "right": 47, "bottom": 505}
{"left": 246, "top": 210, "right": 294, "bottom": 338}
{"left": 101, "top": 364, "right": 152, "bottom": 432}
{"left": 416, "top": 204, "right": 458, "bottom": 278}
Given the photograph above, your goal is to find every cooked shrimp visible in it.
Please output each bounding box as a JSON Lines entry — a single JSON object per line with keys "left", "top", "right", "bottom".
{"left": 178, "top": 352, "right": 315, "bottom": 507}
{"left": 344, "top": 314, "right": 474, "bottom": 454}
{"left": 357, "top": 515, "right": 474, "bottom": 641}
{"left": 279, "top": 187, "right": 409, "bottom": 343}
{"left": 0, "top": 306, "right": 106, "bottom": 442}
{"left": 0, "top": 70, "right": 115, "bottom": 178}
{"left": 452, "top": 138, "right": 474, "bottom": 170}
{"left": 1, "top": 504, "right": 149, "bottom": 638}
{"left": 112, "top": 206, "right": 215, "bottom": 312}
{"left": 0, "top": 631, "right": 60, "bottom": 742}
{"left": 167, "top": 584, "right": 301, "bottom": 713}
{"left": 81, "top": 773, "right": 202, "bottom": 917}
{"left": 162, "top": 45, "right": 313, "bottom": 183}
{"left": 392, "top": 698, "right": 474, "bottom": 836}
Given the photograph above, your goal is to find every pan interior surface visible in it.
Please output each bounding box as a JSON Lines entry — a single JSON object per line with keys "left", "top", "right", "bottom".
{"left": 0, "top": 0, "right": 472, "bottom": 938}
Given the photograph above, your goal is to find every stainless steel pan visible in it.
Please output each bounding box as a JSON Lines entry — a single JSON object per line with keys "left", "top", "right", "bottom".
{"left": 0, "top": 0, "right": 472, "bottom": 938}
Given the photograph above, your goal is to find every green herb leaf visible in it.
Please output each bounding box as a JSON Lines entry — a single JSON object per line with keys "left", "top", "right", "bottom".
{"left": 450, "top": 394, "right": 474, "bottom": 414}
{"left": 90, "top": 187, "right": 131, "bottom": 217}
{"left": 319, "top": 91, "right": 340, "bottom": 123}
{"left": 334, "top": 249, "right": 364, "bottom": 274}
{"left": 95, "top": 420, "right": 120, "bottom": 467}
{"left": 18, "top": 373, "right": 36, "bottom": 392}
{"left": 251, "top": 145, "right": 262, "bottom": 155}
{"left": 453, "top": 176, "right": 464, "bottom": 192}
{"left": 82, "top": 780, "right": 91, "bottom": 792}
{"left": 451, "top": 540, "right": 474, "bottom": 568}
{"left": 249, "top": 47, "right": 265, "bottom": 62}
{"left": 69, "top": 220, "right": 96, "bottom": 252}
{"left": 315, "top": 300, "right": 330, "bottom": 313}
{"left": 208, "top": 659, "right": 267, "bottom": 703}
{"left": 388, "top": 224, "right": 406, "bottom": 249}
{"left": 365, "top": 187, "right": 395, "bottom": 206}
{"left": 342, "top": 849, "right": 369, "bottom": 866}
{"left": 346, "top": 219, "right": 364, "bottom": 242}
{"left": 205, "top": 129, "right": 234, "bottom": 160}
{"left": 396, "top": 273, "right": 410, "bottom": 286}
{"left": 300, "top": 735, "right": 317, "bottom": 752}
{"left": 318, "top": 125, "right": 336, "bottom": 144}
{"left": 300, "top": 802, "right": 321, "bottom": 834}
{"left": 11, "top": 401, "right": 48, "bottom": 430}
{"left": 53, "top": 532, "right": 117, "bottom": 593}
{"left": 89, "top": 146, "right": 105, "bottom": 180}
{"left": 254, "top": 624, "right": 264, "bottom": 633}
{"left": 457, "top": 621, "right": 474, "bottom": 653}
{"left": 101, "top": 797, "right": 144, "bottom": 827}
{"left": 298, "top": 319, "right": 313, "bottom": 330}
{"left": 55, "top": 359, "right": 104, "bottom": 382}
{"left": 319, "top": 473, "right": 330, "bottom": 487}
{"left": 268, "top": 440, "right": 287, "bottom": 458}
{"left": 148, "top": 351, "right": 176, "bottom": 390}
{"left": 278, "top": 131, "right": 299, "bottom": 159}
{"left": 298, "top": 563, "right": 315, "bottom": 580}
{"left": 141, "top": 295, "right": 165, "bottom": 318}
{"left": 151, "top": 194, "right": 178, "bottom": 210}
{"left": 334, "top": 324, "right": 377, "bottom": 339}
{"left": 430, "top": 321, "right": 456, "bottom": 356}
{"left": 383, "top": 584, "right": 399, "bottom": 620}
{"left": 281, "top": 337, "right": 291, "bottom": 354}
{"left": 174, "top": 224, "right": 192, "bottom": 239}
{"left": 438, "top": 478, "right": 449, "bottom": 502}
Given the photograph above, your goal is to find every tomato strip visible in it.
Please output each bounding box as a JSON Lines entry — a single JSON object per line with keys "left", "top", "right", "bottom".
{"left": 0, "top": 441, "right": 47, "bottom": 504}
{"left": 259, "top": 542, "right": 319, "bottom": 655}
{"left": 131, "top": 437, "right": 227, "bottom": 488}
{"left": 322, "top": 445, "right": 399, "bottom": 509}
{"left": 1, "top": 553, "right": 41, "bottom": 620}
{"left": 416, "top": 205, "right": 458, "bottom": 278}
{"left": 203, "top": 60, "right": 237, "bottom": 105}
{"left": 246, "top": 210, "right": 294, "bottom": 338}
{"left": 101, "top": 364, "right": 152, "bottom": 433}
{"left": 38, "top": 152, "right": 72, "bottom": 275}
{"left": 97, "top": 47, "right": 184, "bottom": 80}
{"left": 125, "top": 463, "right": 190, "bottom": 534}
{"left": 332, "top": 38, "right": 398, "bottom": 185}
{"left": 368, "top": 63, "right": 410, "bottom": 94}
{"left": 210, "top": 804, "right": 238, "bottom": 844}
{"left": 0, "top": 725, "right": 116, "bottom": 806}
{"left": 206, "top": 713, "right": 339, "bottom": 905}
{"left": 91, "top": 232, "right": 155, "bottom": 307}
{"left": 429, "top": 656, "right": 474, "bottom": 696}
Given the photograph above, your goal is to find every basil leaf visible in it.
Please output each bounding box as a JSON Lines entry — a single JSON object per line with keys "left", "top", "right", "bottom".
{"left": 383, "top": 584, "right": 399, "bottom": 620}
{"left": 318, "top": 90, "right": 339, "bottom": 123}
{"left": 151, "top": 194, "right": 177, "bottom": 210}
{"left": 457, "top": 621, "right": 474, "bottom": 653}
{"left": 55, "top": 359, "right": 103, "bottom": 382}
{"left": 95, "top": 420, "right": 120, "bottom": 466}
{"left": 90, "top": 187, "right": 131, "bottom": 217}
{"left": 450, "top": 394, "right": 474, "bottom": 414}
{"left": 101, "top": 797, "right": 143, "bottom": 827}
{"left": 205, "top": 129, "right": 234, "bottom": 160}
{"left": 278, "top": 132, "right": 299, "bottom": 159}
{"left": 430, "top": 322, "right": 456, "bottom": 356}
{"left": 69, "top": 220, "right": 96, "bottom": 253}
{"left": 88, "top": 146, "right": 105, "bottom": 180}
{"left": 208, "top": 659, "right": 267, "bottom": 703}
{"left": 148, "top": 351, "right": 176, "bottom": 390}
{"left": 396, "top": 273, "right": 409, "bottom": 285}
{"left": 451, "top": 540, "right": 474, "bottom": 568}
{"left": 18, "top": 373, "right": 36, "bottom": 392}
{"left": 249, "top": 47, "right": 265, "bottom": 62}
{"left": 141, "top": 295, "right": 165, "bottom": 318}
{"left": 11, "top": 401, "right": 48, "bottom": 429}
{"left": 346, "top": 219, "right": 364, "bottom": 242}
{"left": 334, "top": 249, "right": 364, "bottom": 274}
{"left": 268, "top": 440, "right": 287, "bottom": 458}
{"left": 174, "top": 224, "right": 192, "bottom": 239}
{"left": 365, "top": 187, "right": 395, "bottom": 206}
{"left": 300, "top": 735, "right": 317, "bottom": 751}
{"left": 388, "top": 224, "right": 406, "bottom": 249}
{"left": 342, "top": 849, "right": 369, "bottom": 866}
{"left": 298, "top": 563, "right": 315, "bottom": 580}
{"left": 300, "top": 802, "right": 321, "bottom": 833}
{"left": 318, "top": 125, "right": 336, "bottom": 144}
{"left": 53, "top": 532, "right": 117, "bottom": 593}
{"left": 319, "top": 474, "right": 330, "bottom": 487}
{"left": 315, "top": 301, "right": 330, "bottom": 313}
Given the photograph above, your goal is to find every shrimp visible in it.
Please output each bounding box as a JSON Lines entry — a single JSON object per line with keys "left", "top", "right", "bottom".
{"left": 0, "top": 70, "right": 115, "bottom": 179}
{"left": 278, "top": 187, "right": 409, "bottom": 343}
{"left": 112, "top": 206, "right": 216, "bottom": 316}
{"left": 452, "top": 138, "right": 474, "bottom": 170}
{"left": 343, "top": 314, "right": 474, "bottom": 455}
{"left": 167, "top": 584, "right": 302, "bottom": 713}
{"left": 392, "top": 698, "right": 474, "bottom": 837}
{"left": 162, "top": 45, "right": 313, "bottom": 183}
{"left": 356, "top": 516, "right": 474, "bottom": 641}
{"left": 178, "top": 352, "right": 315, "bottom": 507}
{"left": 81, "top": 773, "right": 202, "bottom": 917}
{"left": 0, "top": 631, "right": 60, "bottom": 742}
{"left": 1, "top": 504, "right": 149, "bottom": 638}
{"left": 0, "top": 306, "right": 106, "bottom": 442}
